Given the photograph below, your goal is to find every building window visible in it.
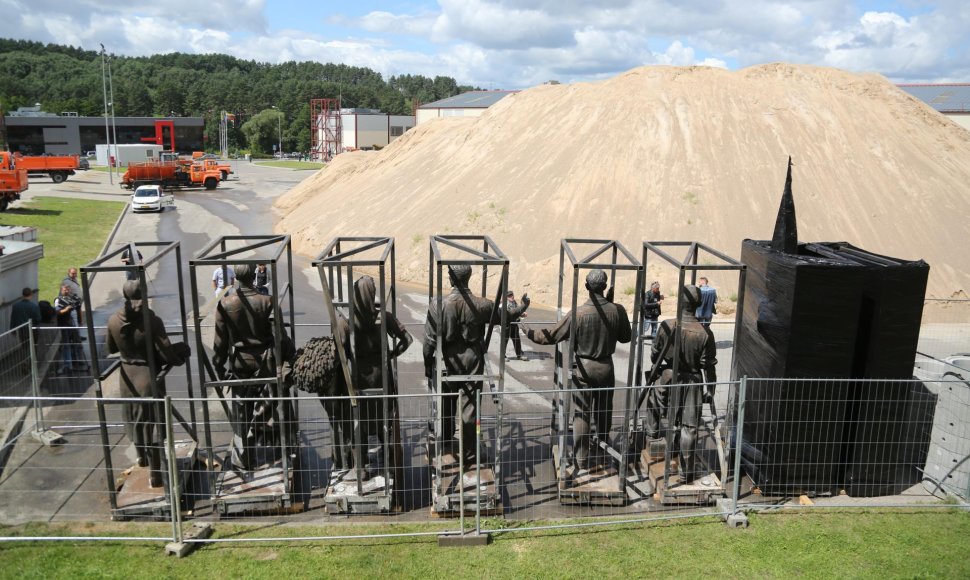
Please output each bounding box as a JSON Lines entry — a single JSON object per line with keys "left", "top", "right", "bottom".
{"left": 390, "top": 126, "right": 404, "bottom": 137}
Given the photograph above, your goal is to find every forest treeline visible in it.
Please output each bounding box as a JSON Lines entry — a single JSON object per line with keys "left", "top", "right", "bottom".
{"left": 0, "top": 38, "right": 476, "bottom": 153}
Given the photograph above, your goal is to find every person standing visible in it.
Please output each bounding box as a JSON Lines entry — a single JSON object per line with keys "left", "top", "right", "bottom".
{"left": 423, "top": 265, "right": 528, "bottom": 466}
{"left": 642, "top": 281, "right": 664, "bottom": 338}
{"left": 696, "top": 277, "right": 717, "bottom": 326}
{"left": 105, "top": 281, "right": 190, "bottom": 487}
{"left": 505, "top": 290, "right": 531, "bottom": 360}
{"left": 212, "top": 265, "right": 235, "bottom": 297}
{"left": 522, "top": 269, "right": 631, "bottom": 472}
{"left": 10, "top": 287, "right": 41, "bottom": 375}
{"left": 61, "top": 267, "right": 84, "bottom": 325}
{"left": 648, "top": 285, "right": 717, "bottom": 482}
{"left": 255, "top": 264, "right": 271, "bottom": 295}
{"left": 53, "top": 284, "right": 82, "bottom": 374}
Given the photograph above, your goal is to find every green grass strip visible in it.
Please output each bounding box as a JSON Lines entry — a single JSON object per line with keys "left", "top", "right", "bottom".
{"left": 0, "top": 196, "right": 125, "bottom": 303}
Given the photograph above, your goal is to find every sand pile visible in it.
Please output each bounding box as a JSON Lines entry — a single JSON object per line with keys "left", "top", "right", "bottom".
{"left": 276, "top": 63, "right": 970, "bottom": 305}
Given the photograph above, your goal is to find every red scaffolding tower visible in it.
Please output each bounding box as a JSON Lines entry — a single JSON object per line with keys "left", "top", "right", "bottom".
{"left": 310, "top": 98, "right": 342, "bottom": 162}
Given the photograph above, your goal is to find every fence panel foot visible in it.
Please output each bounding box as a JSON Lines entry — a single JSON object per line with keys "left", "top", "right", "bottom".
{"left": 438, "top": 532, "right": 491, "bottom": 547}
{"left": 165, "top": 523, "right": 213, "bottom": 557}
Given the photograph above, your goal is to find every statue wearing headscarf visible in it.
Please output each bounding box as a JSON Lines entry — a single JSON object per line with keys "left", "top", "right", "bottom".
{"left": 330, "top": 275, "right": 413, "bottom": 477}
{"left": 106, "top": 280, "right": 190, "bottom": 487}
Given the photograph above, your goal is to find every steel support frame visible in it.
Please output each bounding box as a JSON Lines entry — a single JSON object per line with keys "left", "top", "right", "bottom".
{"left": 188, "top": 235, "right": 297, "bottom": 512}
{"left": 428, "top": 235, "right": 509, "bottom": 515}
{"left": 555, "top": 239, "right": 644, "bottom": 497}
{"left": 310, "top": 98, "right": 342, "bottom": 162}
{"left": 312, "top": 236, "right": 398, "bottom": 510}
{"left": 80, "top": 240, "right": 197, "bottom": 518}
{"left": 637, "top": 241, "right": 746, "bottom": 494}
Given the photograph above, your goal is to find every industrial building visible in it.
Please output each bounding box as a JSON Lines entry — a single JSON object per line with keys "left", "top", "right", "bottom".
{"left": 2, "top": 106, "right": 204, "bottom": 155}
{"left": 416, "top": 91, "right": 517, "bottom": 125}
{"left": 310, "top": 99, "right": 414, "bottom": 161}
{"left": 898, "top": 84, "right": 970, "bottom": 131}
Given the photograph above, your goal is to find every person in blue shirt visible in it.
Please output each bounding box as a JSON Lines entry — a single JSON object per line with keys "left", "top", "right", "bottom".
{"left": 695, "top": 277, "right": 717, "bottom": 326}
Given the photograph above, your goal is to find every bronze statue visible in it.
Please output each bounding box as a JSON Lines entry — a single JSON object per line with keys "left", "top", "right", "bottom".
{"left": 212, "top": 263, "right": 295, "bottom": 471}
{"left": 423, "top": 265, "right": 529, "bottom": 466}
{"left": 647, "top": 284, "right": 717, "bottom": 482}
{"left": 105, "top": 281, "right": 190, "bottom": 488}
{"left": 333, "top": 275, "right": 412, "bottom": 478}
{"left": 523, "top": 269, "right": 630, "bottom": 472}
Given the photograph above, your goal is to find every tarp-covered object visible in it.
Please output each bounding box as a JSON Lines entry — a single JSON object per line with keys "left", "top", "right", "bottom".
{"left": 736, "top": 239, "right": 932, "bottom": 496}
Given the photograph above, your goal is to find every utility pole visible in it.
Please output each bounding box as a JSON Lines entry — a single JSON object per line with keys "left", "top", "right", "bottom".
{"left": 100, "top": 43, "right": 113, "bottom": 185}
{"left": 107, "top": 51, "right": 119, "bottom": 169}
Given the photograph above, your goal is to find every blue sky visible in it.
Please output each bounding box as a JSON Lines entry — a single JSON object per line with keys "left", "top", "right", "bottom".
{"left": 1, "top": 0, "right": 968, "bottom": 87}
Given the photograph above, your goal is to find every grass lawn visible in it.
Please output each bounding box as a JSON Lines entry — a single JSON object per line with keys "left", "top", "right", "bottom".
{"left": 0, "top": 196, "right": 125, "bottom": 303}
{"left": 254, "top": 160, "right": 322, "bottom": 170}
{"left": 0, "top": 510, "right": 968, "bottom": 578}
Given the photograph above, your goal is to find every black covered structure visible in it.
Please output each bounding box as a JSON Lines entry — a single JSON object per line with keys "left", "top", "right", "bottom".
{"left": 735, "top": 159, "right": 932, "bottom": 497}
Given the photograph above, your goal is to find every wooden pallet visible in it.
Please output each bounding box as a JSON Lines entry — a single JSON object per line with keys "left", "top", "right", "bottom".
{"left": 552, "top": 444, "right": 627, "bottom": 506}
{"left": 112, "top": 440, "right": 196, "bottom": 521}
{"left": 324, "top": 469, "right": 395, "bottom": 514}
{"left": 641, "top": 449, "right": 724, "bottom": 505}
{"left": 429, "top": 451, "right": 502, "bottom": 517}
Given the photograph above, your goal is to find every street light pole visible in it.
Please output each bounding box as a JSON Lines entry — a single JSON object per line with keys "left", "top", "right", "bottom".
{"left": 271, "top": 105, "right": 282, "bottom": 157}
{"left": 99, "top": 43, "right": 112, "bottom": 185}
{"left": 107, "top": 52, "right": 118, "bottom": 171}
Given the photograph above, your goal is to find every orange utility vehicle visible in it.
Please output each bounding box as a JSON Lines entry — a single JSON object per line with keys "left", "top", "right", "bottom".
{"left": 14, "top": 154, "right": 80, "bottom": 183}
{"left": 121, "top": 160, "right": 220, "bottom": 190}
{"left": 0, "top": 151, "right": 29, "bottom": 211}
{"left": 191, "top": 152, "right": 233, "bottom": 180}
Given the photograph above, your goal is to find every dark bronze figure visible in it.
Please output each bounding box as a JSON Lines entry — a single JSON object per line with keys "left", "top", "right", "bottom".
{"left": 646, "top": 284, "right": 717, "bottom": 482}
{"left": 212, "top": 263, "right": 295, "bottom": 471}
{"left": 523, "top": 269, "right": 631, "bottom": 472}
{"left": 105, "top": 281, "right": 190, "bottom": 488}
{"left": 423, "top": 265, "right": 528, "bottom": 466}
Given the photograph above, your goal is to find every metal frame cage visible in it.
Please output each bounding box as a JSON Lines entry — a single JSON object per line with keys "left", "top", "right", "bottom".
{"left": 312, "top": 236, "right": 400, "bottom": 513}
{"left": 554, "top": 238, "right": 644, "bottom": 504}
{"left": 427, "top": 234, "right": 509, "bottom": 516}
{"left": 635, "top": 240, "right": 747, "bottom": 503}
{"left": 80, "top": 240, "right": 198, "bottom": 520}
{"left": 188, "top": 234, "right": 298, "bottom": 515}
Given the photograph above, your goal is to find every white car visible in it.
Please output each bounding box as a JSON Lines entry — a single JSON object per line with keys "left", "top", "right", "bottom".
{"left": 131, "top": 185, "right": 164, "bottom": 212}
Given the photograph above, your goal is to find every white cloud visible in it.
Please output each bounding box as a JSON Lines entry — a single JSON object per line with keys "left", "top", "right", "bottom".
{"left": 0, "top": 1, "right": 968, "bottom": 87}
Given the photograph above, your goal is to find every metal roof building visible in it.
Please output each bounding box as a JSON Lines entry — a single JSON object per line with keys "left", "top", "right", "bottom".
{"left": 416, "top": 90, "right": 517, "bottom": 125}
{"left": 898, "top": 84, "right": 970, "bottom": 131}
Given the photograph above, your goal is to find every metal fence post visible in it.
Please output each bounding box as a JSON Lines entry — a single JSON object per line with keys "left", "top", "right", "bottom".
{"left": 164, "top": 396, "right": 183, "bottom": 544}
{"left": 27, "top": 324, "right": 45, "bottom": 433}
{"left": 458, "top": 390, "right": 465, "bottom": 535}
{"left": 731, "top": 376, "right": 747, "bottom": 515}
{"left": 475, "top": 389, "right": 482, "bottom": 536}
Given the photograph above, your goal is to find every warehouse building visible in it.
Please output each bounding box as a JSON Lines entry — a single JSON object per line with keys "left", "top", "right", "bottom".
{"left": 416, "top": 91, "right": 517, "bottom": 125}
{"left": 898, "top": 84, "right": 970, "bottom": 131}
{"left": 3, "top": 106, "right": 204, "bottom": 155}
{"left": 340, "top": 108, "right": 415, "bottom": 150}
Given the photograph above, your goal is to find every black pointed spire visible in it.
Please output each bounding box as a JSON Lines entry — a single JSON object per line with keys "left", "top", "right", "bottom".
{"left": 771, "top": 156, "right": 798, "bottom": 254}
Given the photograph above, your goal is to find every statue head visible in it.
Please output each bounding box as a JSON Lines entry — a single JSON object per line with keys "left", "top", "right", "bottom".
{"left": 353, "top": 275, "right": 378, "bottom": 327}
{"left": 448, "top": 264, "right": 472, "bottom": 288}
{"left": 681, "top": 284, "right": 701, "bottom": 311}
{"left": 585, "top": 269, "right": 608, "bottom": 295}
{"left": 235, "top": 263, "right": 255, "bottom": 285}
{"left": 122, "top": 280, "right": 145, "bottom": 313}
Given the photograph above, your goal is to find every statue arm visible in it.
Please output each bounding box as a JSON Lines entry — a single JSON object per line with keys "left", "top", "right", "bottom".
{"left": 617, "top": 305, "right": 632, "bottom": 344}
{"left": 212, "top": 303, "right": 229, "bottom": 377}
{"left": 524, "top": 315, "right": 569, "bottom": 345}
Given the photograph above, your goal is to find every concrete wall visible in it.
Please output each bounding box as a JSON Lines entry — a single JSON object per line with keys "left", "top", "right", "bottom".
{"left": 388, "top": 115, "right": 415, "bottom": 143}
{"left": 0, "top": 237, "right": 44, "bottom": 334}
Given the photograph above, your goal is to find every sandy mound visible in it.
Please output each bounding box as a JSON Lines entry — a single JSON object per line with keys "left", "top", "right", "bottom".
{"left": 276, "top": 63, "right": 970, "bottom": 305}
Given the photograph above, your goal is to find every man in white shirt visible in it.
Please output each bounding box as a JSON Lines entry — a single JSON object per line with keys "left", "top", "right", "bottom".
{"left": 212, "top": 265, "right": 235, "bottom": 296}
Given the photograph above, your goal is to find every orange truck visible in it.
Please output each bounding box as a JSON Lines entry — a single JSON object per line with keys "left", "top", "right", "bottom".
{"left": 13, "top": 153, "right": 80, "bottom": 184}
{"left": 122, "top": 160, "right": 220, "bottom": 190}
{"left": 0, "top": 151, "right": 29, "bottom": 212}
{"left": 191, "top": 151, "right": 233, "bottom": 180}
